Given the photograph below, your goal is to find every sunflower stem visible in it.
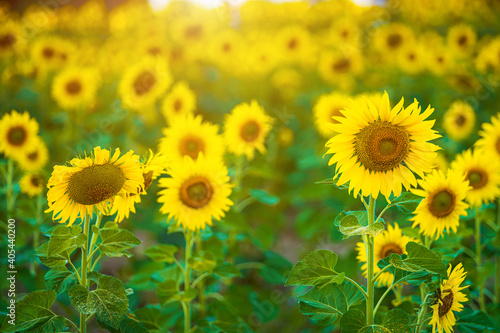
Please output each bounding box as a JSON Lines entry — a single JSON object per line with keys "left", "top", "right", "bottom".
{"left": 182, "top": 230, "right": 194, "bottom": 333}
{"left": 415, "top": 292, "right": 431, "bottom": 333}
{"left": 496, "top": 197, "right": 500, "bottom": 304}
{"left": 88, "top": 211, "right": 103, "bottom": 265}
{"left": 475, "top": 208, "right": 485, "bottom": 311}
{"left": 6, "top": 158, "right": 14, "bottom": 215}
{"left": 30, "top": 194, "right": 43, "bottom": 276}
{"left": 366, "top": 196, "right": 376, "bottom": 326}
{"left": 80, "top": 213, "right": 91, "bottom": 333}
{"left": 195, "top": 235, "right": 206, "bottom": 318}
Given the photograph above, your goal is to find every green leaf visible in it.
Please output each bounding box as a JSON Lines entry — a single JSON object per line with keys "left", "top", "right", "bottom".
{"left": 144, "top": 244, "right": 178, "bottom": 263}
{"left": 189, "top": 251, "right": 216, "bottom": 273}
{"left": 298, "top": 280, "right": 365, "bottom": 325}
{"left": 390, "top": 192, "right": 422, "bottom": 214}
{"left": 97, "top": 313, "right": 149, "bottom": 333}
{"left": 45, "top": 266, "right": 77, "bottom": 294}
{"left": 99, "top": 228, "right": 142, "bottom": 256}
{"left": 249, "top": 189, "right": 279, "bottom": 205}
{"left": 36, "top": 242, "right": 69, "bottom": 268}
{"left": 340, "top": 309, "right": 366, "bottom": 333}
{"left": 404, "top": 242, "right": 447, "bottom": 277}
{"left": 156, "top": 280, "right": 178, "bottom": 305}
{"left": 315, "top": 177, "right": 349, "bottom": 190}
{"left": 213, "top": 263, "right": 242, "bottom": 279}
{"left": 383, "top": 309, "right": 412, "bottom": 333}
{"left": 358, "top": 326, "right": 390, "bottom": 333}
{"left": 48, "top": 225, "right": 85, "bottom": 256}
{"left": 285, "top": 249, "right": 345, "bottom": 288}
{"left": 336, "top": 211, "right": 384, "bottom": 239}
{"left": 456, "top": 309, "right": 496, "bottom": 333}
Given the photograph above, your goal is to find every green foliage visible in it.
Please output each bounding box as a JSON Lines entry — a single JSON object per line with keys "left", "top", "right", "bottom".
{"left": 144, "top": 244, "right": 178, "bottom": 263}
{"left": 389, "top": 192, "right": 422, "bottom": 214}
{"left": 334, "top": 211, "right": 384, "bottom": 239}
{"left": 99, "top": 226, "right": 142, "bottom": 257}
{"left": 340, "top": 309, "right": 411, "bottom": 333}
{"left": 249, "top": 189, "right": 280, "bottom": 205}
{"left": 44, "top": 266, "right": 77, "bottom": 294}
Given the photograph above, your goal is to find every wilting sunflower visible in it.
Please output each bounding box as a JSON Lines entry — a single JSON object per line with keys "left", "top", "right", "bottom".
{"left": 312, "top": 92, "right": 351, "bottom": 138}
{"left": 356, "top": 223, "right": 416, "bottom": 287}
{"left": 19, "top": 173, "right": 45, "bottom": 197}
{"left": 442, "top": 101, "right": 475, "bottom": 141}
{"left": 475, "top": 113, "right": 500, "bottom": 160}
{"left": 157, "top": 154, "right": 233, "bottom": 231}
{"left": 14, "top": 136, "right": 48, "bottom": 172}
{"left": 325, "top": 92, "right": 441, "bottom": 199}
{"left": 45, "top": 147, "right": 143, "bottom": 225}
{"left": 429, "top": 263, "right": 469, "bottom": 333}
{"left": 52, "top": 67, "right": 100, "bottom": 110}
{"left": 0, "top": 110, "right": 39, "bottom": 159}
{"left": 451, "top": 149, "right": 500, "bottom": 207}
{"left": 223, "top": 100, "right": 274, "bottom": 160}
{"left": 159, "top": 114, "right": 224, "bottom": 163}
{"left": 160, "top": 81, "right": 196, "bottom": 124}
{"left": 411, "top": 169, "right": 470, "bottom": 240}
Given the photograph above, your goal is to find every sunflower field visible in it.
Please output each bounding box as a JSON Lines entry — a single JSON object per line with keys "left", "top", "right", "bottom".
{"left": 1, "top": 0, "right": 500, "bottom": 332}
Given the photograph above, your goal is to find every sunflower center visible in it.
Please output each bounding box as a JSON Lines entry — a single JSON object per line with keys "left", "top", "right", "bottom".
{"left": 240, "top": 120, "right": 260, "bottom": 142}
{"left": 332, "top": 58, "right": 351, "bottom": 73}
{"left": 379, "top": 243, "right": 403, "bottom": 259}
{"left": 455, "top": 114, "right": 466, "bottom": 127}
{"left": 387, "top": 33, "right": 402, "bottom": 48}
{"left": 185, "top": 25, "right": 202, "bottom": 39}
{"left": 66, "top": 80, "right": 82, "bottom": 95}
{"left": 133, "top": 71, "right": 156, "bottom": 96}
{"left": 180, "top": 176, "right": 213, "bottom": 209}
{"left": 458, "top": 35, "right": 468, "bottom": 46}
{"left": 43, "top": 47, "right": 55, "bottom": 59}
{"left": 31, "top": 174, "right": 43, "bottom": 187}
{"left": 68, "top": 164, "right": 125, "bottom": 205}
{"left": 27, "top": 151, "right": 39, "bottom": 161}
{"left": 288, "top": 38, "right": 298, "bottom": 50}
{"left": 0, "top": 33, "right": 15, "bottom": 49}
{"left": 7, "top": 126, "right": 27, "bottom": 146}
{"left": 438, "top": 289, "right": 454, "bottom": 317}
{"left": 467, "top": 169, "right": 488, "bottom": 189}
{"left": 496, "top": 138, "right": 500, "bottom": 155}
{"left": 355, "top": 121, "right": 410, "bottom": 172}
{"left": 429, "top": 189, "right": 456, "bottom": 218}
{"left": 222, "top": 42, "right": 231, "bottom": 52}
{"left": 143, "top": 171, "right": 154, "bottom": 191}
{"left": 180, "top": 135, "right": 205, "bottom": 159}
{"left": 173, "top": 99, "right": 182, "bottom": 112}
{"left": 148, "top": 47, "right": 161, "bottom": 56}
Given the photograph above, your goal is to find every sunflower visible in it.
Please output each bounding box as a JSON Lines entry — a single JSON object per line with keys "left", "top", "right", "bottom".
{"left": 427, "top": 45, "right": 453, "bottom": 76}
{"left": 356, "top": 223, "right": 416, "bottom": 287}
{"left": 442, "top": 101, "right": 475, "bottom": 141}
{"left": 325, "top": 92, "right": 441, "bottom": 199}
{"left": 0, "top": 20, "right": 24, "bottom": 59}
{"left": 276, "top": 25, "right": 315, "bottom": 67}
{"left": 397, "top": 44, "right": 425, "bottom": 74}
{"left": 411, "top": 169, "right": 470, "bottom": 240}
{"left": 14, "top": 136, "right": 48, "bottom": 172}
{"left": 160, "top": 81, "right": 196, "bottom": 125}
{"left": 0, "top": 110, "right": 40, "bottom": 159}
{"left": 475, "top": 37, "right": 500, "bottom": 75}
{"left": 447, "top": 24, "right": 476, "bottom": 56}
{"left": 475, "top": 113, "right": 500, "bottom": 160}
{"left": 208, "top": 29, "right": 245, "bottom": 71}
{"left": 312, "top": 92, "right": 351, "bottom": 138}
{"left": 158, "top": 114, "right": 224, "bottom": 163}
{"left": 45, "top": 147, "right": 143, "bottom": 225}
{"left": 118, "top": 58, "right": 172, "bottom": 112}
{"left": 432, "top": 153, "right": 449, "bottom": 173}
{"left": 19, "top": 173, "right": 45, "bottom": 197}
{"left": 157, "top": 154, "right": 233, "bottom": 231}
{"left": 373, "top": 23, "right": 415, "bottom": 57}
{"left": 31, "top": 36, "right": 76, "bottom": 72}
{"left": 52, "top": 67, "right": 100, "bottom": 110}
{"left": 451, "top": 149, "right": 500, "bottom": 207}
{"left": 223, "top": 100, "right": 274, "bottom": 160}
{"left": 318, "top": 50, "right": 363, "bottom": 86}
{"left": 429, "top": 263, "right": 468, "bottom": 333}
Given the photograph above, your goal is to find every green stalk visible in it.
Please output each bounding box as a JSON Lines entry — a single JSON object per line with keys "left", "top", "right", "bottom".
{"left": 496, "top": 198, "right": 500, "bottom": 304}
{"left": 415, "top": 293, "right": 431, "bottom": 333}
{"left": 475, "top": 208, "right": 485, "bottom": 311}
{"left": 183, "top": 230, "right": 194, "bottom": 333}
{"left": 6, "top": 158, "right": 14, "bottom": 214}
{"left": 80, "top": 213, "right": 91, "bottom": 333}
{"left": 366, "top": 196, "right": 376, "bottom": 326}
{"left": 30, "top": 194, "right": 43, "bottom": 276}
{"left": 196, "top": 235, "right": 206, "bottom": 317}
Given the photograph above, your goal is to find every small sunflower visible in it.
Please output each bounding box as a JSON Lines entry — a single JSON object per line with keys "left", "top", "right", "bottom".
{"left": 373, "top": 23, "right": 415, "bottom": 56}
{"left": 52, "top": 67, "right": 100, "bottom": 110}
{"left": 223, "top": 100, "right": 274, "bottom": 160}
{"left": 45, "top": 147, "right": 143, "bottom": 225}
{"left": 19, "top": 173, "right": 45, "bottom": 197}
{"left": 429, "top": 263, "right": 469, "bottom": 333}
{"left": 158, "top": 114, "right": 224, "bottom": 163}
{"left": 447, "top": 24, "right": 476, "bottom": 56}
{"left": 318, "top": 50, "right": 363, "bottom": 86}
{"left": 0, "top": 20, "right": 24, "bottom": 59}
{"left": 14, "top": 136, "right": 49, "bottom": 172}
{"left": 157, "top": 154, "right": 233, "bottom": 231}
{"left": 356, "top": 223, "right": 416, "bottom": 287}
{"left": 325, "top": 92, "right": 441, "bottom": 199}
{"left": 475, "top": 113, "right": 500, "bottom": 160}
{"left": 411, "top": 169, "right": 470, "bottom": 240}
{"left": 451, "top": 149, "right": 500, "bottom": 207}
{"left": 160, "top": 81, "right": 196, "bottom": 124}
{"left": 31, "top": 36, "right": 76, "bottom": 72}
{"left": 442, "top": 101, "right": 475, "bottom": 141}
{"left": 0, "top": 110, "right": 40, "bottom": 159}
{"left": 312, "top": 92, "right": 351, "bottom": 138}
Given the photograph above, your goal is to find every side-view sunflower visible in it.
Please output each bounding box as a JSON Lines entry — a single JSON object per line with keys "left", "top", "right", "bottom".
{"left": 45, "top": 147, "right": 143, "bottom": 225}
{"left": 158, "top": 114, "right": 224, "bottom": 163}
{"left": 312, "top": 92, "right": 351, "bottom": 138}
{"left": 52, "top": 67, "right": 100, "bottom": 110}
{"left": 14, "top": 136, "right": 49, "bottom": 172}
{"left": 451, "top": 149, "right": 500, "bottom": 207}
{"left": 442, "top": 101, "right": 475, "bottom": 141}
{"left": 475, "top": 113, "right": 500, "bottom": 160}
{"left": 411, "top": 169, "right": 470, "bottom": 240}
{"left": 325, "top": 92, "right": 441, "bottom": 199}
{"left": 19, "top": 173, "right": 45, "bottom": 197}
{"left": 356, "top": 223, "right": 416, "bottom": 287}
{"left": 0, "top": 110, "right": 40, "bottom": 159}
{"left": 223, "top": 100, "right": 274, "bottom": 160}
{"left": 157, "top": 154, "right": 233, "bottom": 231}
{"left": 160, "top": 81, "right": 196, "bottom": 125}
{"left": 429, "top": 263, "right": 469, "bottom": 333}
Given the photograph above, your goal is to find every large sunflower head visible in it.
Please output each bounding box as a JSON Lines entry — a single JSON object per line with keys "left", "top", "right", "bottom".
{"left": 45, "top": 147, "right": 143, "bottom": 225}
{"left": 0, "top": 110, "right": 40, "bottom": 159}
{"left": 442, "top": 101, "right": 476, "bottom": 142}
{"left": 157, "top": 154, "right": 233, "bottom": 231}
{"left": 475, "top": 113, "right": 500, "bottom": 160}
{"left": 325, "top": 92, "right": 441, "bottom": 199}
{"left": 223, "top": 100, "right": 274, "bottom": 160}
{"left": 312, "top": 92, "right": 351, "bottom": 138}
{"left": 429, "top": 263, "right": 469, "bottom": 333}
{"left": 158, "top": 114, "right": 224, "bottom": 164}
{"left": 160, "top": 81, "right": 196, "bottom": 125}
{"left": 19, "top": 173, "right": 45, "bottom": 197}
{"left": 356, "top": 223, "right": 416, "bottom": 287}
{"left": 451, "top": 149, "right": 500, "bottom": 207}
{"left": 51, "top": 67, "right": 100, "bottom": 111}
{"left": 13, "top": 136, "right": 49, "bottom": 172}
{"left": 411, "top": 169, "right": 470, "bottom": 240}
